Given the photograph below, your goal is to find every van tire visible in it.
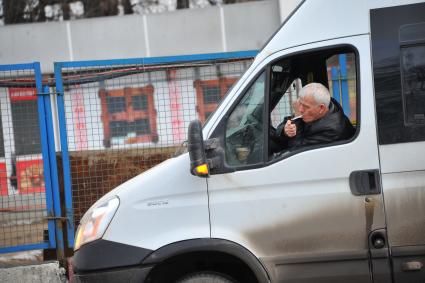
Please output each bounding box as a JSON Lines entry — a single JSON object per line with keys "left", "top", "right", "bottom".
{"left": 176, "top": 272, "right": 237, "bottom": 283}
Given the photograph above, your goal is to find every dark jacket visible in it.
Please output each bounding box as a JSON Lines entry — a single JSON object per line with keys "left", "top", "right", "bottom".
{"left": 278, "top": 98, "right": 355, "bottom": 150}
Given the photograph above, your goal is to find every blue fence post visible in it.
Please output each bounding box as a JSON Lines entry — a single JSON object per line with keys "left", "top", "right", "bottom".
{"left": 331, "top": 66, "right": 341, "bottom": 104}
{"left": 34, "top": 63, "right": 62, "bottom": 253}
{"left": 43, "top": 84, "right": 68, "bottom": 252}
{"left": 40, "top": 85, "right": 57, "bottom": 250}
{"left": 54, "top": 62, "right": 75, "bottom": 249}
{"left": 339, "top": 54, "right": 350, "bottom": 117}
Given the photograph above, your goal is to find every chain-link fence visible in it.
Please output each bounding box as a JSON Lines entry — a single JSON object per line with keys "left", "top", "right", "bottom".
{"left": 54, "top": 53, "right": 256, "bottom": 231}
{"left": 0, "top": 63, "right": 57, "bottom": 254}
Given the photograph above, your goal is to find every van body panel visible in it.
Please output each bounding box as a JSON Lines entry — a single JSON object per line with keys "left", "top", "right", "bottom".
{"left": 379, "top": 142, "right": 425, "bottom": 173}
{"left": 102, "top": 153, "right": 210, "bottom": 250}
{"left": 371, "top": 2, "right": 425, "bottom": 282}
{"left": 381, "top": 171, "right": 425, "bottom": 247}
{"left": 207, "top": 34, "right": 384, "bottom": 282}
{"left": 257, "top": 0, "right": 369, "bottom": 64}
{"left": 368, "top": 0, "right": 425, "bottom": 9}
{"left": 380, "top": 144, "right": 425, "bottom": 248}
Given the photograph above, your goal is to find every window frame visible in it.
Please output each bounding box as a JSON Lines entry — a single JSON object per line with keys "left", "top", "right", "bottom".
{"left": 9, "top": 87, "right": 42, "bottom": 156}
{"left": 266, "top": 45, "right": 361, "bottom": 165}
{"left": 209, "top": 44, "right": 361, "bottom": 174}
{"left": 98, "top": 85, "right": 158, "bottom": 147}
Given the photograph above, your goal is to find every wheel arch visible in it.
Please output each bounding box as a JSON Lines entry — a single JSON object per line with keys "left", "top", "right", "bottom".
{"left": 143, "top": 238, "right": 270, "bottom": 283}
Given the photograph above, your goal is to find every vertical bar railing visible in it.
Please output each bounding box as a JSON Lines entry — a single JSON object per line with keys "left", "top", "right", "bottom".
{"left": 35, "top": 64, "right": 58, "bottom": 251}
{"left": 54, "top": 62, "right": 75, "bottom": 249}
{"left": 42, "top": 83, "right": 66, "bottom": 257}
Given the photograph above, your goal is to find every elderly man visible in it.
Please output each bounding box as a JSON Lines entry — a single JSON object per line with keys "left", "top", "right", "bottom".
{"left": 279, "top": 82, "right": 355, "bottom": 149}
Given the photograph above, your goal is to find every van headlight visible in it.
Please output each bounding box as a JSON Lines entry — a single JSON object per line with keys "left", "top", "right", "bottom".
{"left": 74, "top": 196, "right": 120, "bottom": 251}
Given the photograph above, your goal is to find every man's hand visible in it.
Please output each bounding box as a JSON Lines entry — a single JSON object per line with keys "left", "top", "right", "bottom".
{"left": 284, "top": 120, "right": 297, "bottom": 137}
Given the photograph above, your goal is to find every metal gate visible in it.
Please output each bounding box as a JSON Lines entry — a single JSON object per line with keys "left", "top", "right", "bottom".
{"left": 0, "top": 63, "right": 63, "bottom": 256}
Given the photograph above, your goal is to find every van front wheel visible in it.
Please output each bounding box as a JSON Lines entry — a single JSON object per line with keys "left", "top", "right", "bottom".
{"left": 176, "top": 272, "right": 237, "bottom": 283}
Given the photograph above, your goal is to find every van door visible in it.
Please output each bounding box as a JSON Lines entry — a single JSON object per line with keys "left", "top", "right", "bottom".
{"left": 206, "top": 35, "right": 389, "bottom": 283}
{"left": 371, "top": 3, "right": 425, "bottom": 282}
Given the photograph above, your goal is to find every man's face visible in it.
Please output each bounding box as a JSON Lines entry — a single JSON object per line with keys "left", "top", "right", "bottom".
{"left": 298, "top": 95, "right": 325, "bottom": 123}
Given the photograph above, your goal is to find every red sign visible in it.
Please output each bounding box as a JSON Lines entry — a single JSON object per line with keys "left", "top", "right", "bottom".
{"left": 16, "top": 159, "right": 45, "bottom": 194}
{"left": 8, "top": 88, "right": 37, "bottom": 102}
{"left": 0, "top": 163, "right": 7, "bottom": 196}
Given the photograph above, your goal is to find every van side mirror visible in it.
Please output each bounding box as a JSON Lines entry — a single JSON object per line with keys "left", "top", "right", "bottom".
{"left": 188, "top": 120, "right": 209, "bottom": 177}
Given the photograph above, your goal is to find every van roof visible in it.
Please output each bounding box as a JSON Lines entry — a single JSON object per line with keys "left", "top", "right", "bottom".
{"left": 257, "top": 0, "right": 424, "bottom": 63}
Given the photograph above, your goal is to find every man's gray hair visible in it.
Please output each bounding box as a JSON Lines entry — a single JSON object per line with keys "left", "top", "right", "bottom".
{"left": 299, "top": 83, "right": 331, "bottom": 107}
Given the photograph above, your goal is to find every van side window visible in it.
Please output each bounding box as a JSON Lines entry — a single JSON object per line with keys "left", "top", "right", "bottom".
{"left": 371, "top": 5, "right": 425, "bottom": 144}
{"left": 269, "top": 48, "right": 357, "bottom": 158}
{"left": 222, "top": 47, "right": 358, "bottom": 170}
{"left": 225, "top": 72, "right": 265, "bottom": 166}
{"left": 400, "top": 23, "right": 425, "bottom": 126}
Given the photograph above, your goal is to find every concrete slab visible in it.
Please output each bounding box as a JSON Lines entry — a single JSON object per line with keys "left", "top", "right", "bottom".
{"left": 0, "top": 250, "right": 43, "bottom": 268}
{"left": 0, "top": 261, "right": 67, "bottom": 283}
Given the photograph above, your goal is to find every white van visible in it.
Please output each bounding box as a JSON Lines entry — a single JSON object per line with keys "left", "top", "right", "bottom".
{"left": 72, "top": 0, "right": 425, "bottom": 282}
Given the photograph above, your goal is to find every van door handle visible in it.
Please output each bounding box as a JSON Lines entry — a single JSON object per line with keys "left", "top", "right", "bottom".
{"left": 349, "top": 169, "right": 381, "bottom": 195}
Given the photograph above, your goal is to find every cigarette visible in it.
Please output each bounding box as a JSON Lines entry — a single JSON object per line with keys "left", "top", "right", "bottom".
{"left": 291, "top": 115, "right": 303, "bottom": 121}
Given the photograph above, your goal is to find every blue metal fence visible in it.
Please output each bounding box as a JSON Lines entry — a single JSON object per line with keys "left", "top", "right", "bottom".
{"left": 0, "top": 62, "right": 60, "bottom": 255}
